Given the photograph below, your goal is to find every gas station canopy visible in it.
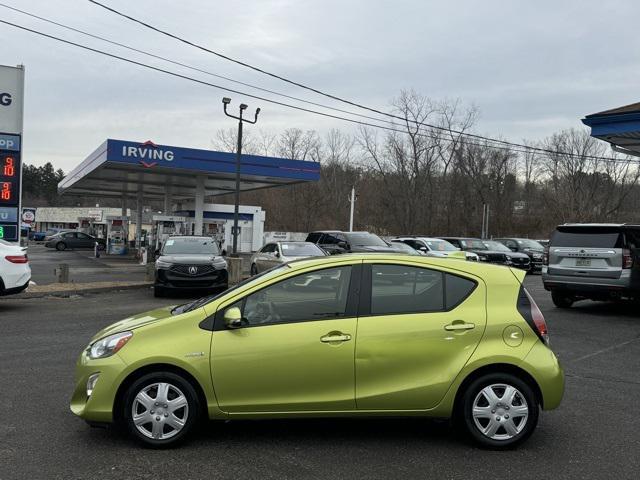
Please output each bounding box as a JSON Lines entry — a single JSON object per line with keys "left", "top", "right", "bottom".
{"left": 582, "top": 102, "right": 640, "bottom": 157}
{"left": 58, "top": 139, "right": 321, "bottom": 199}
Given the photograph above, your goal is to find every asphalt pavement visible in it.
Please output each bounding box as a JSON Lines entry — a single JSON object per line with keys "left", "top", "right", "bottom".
{"left": 25, "top": 244, "right": 147, "bottom": 285}
{"left": 0, "top": 276, "right": 639, "bottom": 479}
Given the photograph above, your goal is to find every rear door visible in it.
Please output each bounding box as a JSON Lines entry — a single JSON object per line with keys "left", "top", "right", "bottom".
{"left": 548, "top": 226, "right": 624, "bottom": 279}
{"left": 355, "top": 260, "right": 486, "bottom": 410}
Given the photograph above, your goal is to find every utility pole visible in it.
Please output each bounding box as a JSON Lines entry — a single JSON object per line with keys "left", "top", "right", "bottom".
{"left": 222, "top": 97, "right": 260, "bottom": 255}
{"left": 348, "top": 186, "right": 356, "bottom": 232}
{"left": 481, "top": 203, "right": 490, "bottom": 239}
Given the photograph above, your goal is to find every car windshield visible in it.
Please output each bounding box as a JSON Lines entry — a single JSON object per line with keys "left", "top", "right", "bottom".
{"left": 162, "top": 237, "right": 220, "bottom": 255}
{"left": 425, "top": 239, "right": 458, "bottom": 251}
{"left": 280, "top": 243, "right": 323, "bottom": 256}
{"left": 460, "top": 239, "right": 488, "bottom": 250}
{"left": 346, "top": 233, "right": 388, "bottom": 247}
{"left": 516, "top": 239, "right": 544, "bottom": 250}
{"left": 483, "top": 241, "right": 511, "bottom": 252}
{"left": 391, "top": 242, "right": 420, "bottom": 255}
{"left": 174, "top": 264, "right": 290, "bottom": 314}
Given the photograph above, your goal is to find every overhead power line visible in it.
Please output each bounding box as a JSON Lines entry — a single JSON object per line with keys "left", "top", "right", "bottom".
{"left": 0, "top": 2, "right": 410, "bottom": 129}
{"left": 87, "top": 0, "right": 617, "bottom": 161}
{"left": 0, "top": 18, "right": 633, "bottom": 164}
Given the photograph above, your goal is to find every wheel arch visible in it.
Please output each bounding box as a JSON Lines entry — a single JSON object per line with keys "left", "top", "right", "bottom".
{"left": 112, "top": 363, "right": 208, "bottom": 423}
{"left": 452, "top": 363, "right": 544, "bottom": 417}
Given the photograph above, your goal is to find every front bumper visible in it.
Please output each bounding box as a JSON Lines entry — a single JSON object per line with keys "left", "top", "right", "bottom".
{"left": 70, "top": 350, "right": 128, "bottom": 423}
{"left": 155, "top": 266, "right": 229, "bottom": 290}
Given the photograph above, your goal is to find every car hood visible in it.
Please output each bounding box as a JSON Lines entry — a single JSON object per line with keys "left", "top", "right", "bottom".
{"left": 159, "top": 254, "right": 223, "bottom": 264}
{"left": 90, "top": 305, "right": 176, "bottom": 342}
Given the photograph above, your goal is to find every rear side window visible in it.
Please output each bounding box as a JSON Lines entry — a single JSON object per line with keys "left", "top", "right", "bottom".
{"left": 369, "top": 265, "right": 477, "bottom": 315}
{"left": 445, "top": 273, "right": 477, "bottom": 309}
{"left": 551, "top": 227, "right": 623, "bottom": 248}
{"left": 306, "top": 233, "right": 323, "bottom": 243}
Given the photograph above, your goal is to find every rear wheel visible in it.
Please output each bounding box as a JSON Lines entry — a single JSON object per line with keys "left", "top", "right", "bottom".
{"left": 551, "top": 291, "right": 574, "bottom": 308}
{"left": 122, "top": 372, "right": 200, "bottom": 448}
{"left": 56, "top": 242, "right": 67, "bottom": 251}
{"left": 460, "top": 373, "right": 539, "bottom": 449}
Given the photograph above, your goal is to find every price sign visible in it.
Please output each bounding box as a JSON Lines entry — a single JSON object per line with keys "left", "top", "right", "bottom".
{"left": 0, "top": 134, "right": 22, "bottom": 241}
{"left": 0, "top": 154, "right": 20, "bottom": 206}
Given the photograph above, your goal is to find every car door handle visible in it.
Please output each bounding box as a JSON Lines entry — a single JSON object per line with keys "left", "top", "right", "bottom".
{"left": 444, "top": 321, "right": 476, "bottom": 331}
{"left": 320, "top": 332, "right": 352, "bottom": 343}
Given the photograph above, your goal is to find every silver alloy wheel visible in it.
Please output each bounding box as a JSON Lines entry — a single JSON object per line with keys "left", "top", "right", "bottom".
{"left": 472, "top": 383, "right": 529, "bottom": 440}
{"left": 131, "top": 382, "right": 189, "bottom": 440}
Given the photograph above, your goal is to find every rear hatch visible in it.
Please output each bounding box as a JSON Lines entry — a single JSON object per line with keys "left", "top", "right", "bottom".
{"left": 548, "top": 226, "right": 623, "bottom": 279}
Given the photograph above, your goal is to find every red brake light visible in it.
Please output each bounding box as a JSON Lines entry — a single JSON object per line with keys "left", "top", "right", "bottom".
{"left": 517, "top": 287, "right": 549, "bottom": 345}
{"left": 5, "top": 255, "right": 28, "bottom": 264}
{"left": 623, "top": 248, "right": 633, "bottom": 269}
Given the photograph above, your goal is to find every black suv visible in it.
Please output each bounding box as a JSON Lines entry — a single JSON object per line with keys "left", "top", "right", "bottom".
{"left": 306, "top": 231, "right": 397, "bottom": 255}
{"left": 494, "top": 238, "right": 545, "bottom": 272}
{"left": 439, "top": 237, "right": 531, "bottom": 270}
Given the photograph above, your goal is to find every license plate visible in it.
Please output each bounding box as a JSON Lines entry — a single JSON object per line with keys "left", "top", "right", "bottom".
{"left": 576, "top": 258, "right": 591, "bottom": 267}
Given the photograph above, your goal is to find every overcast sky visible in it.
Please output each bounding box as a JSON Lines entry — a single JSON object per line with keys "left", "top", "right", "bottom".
{"left": 2, "top": 0, "right": 640, "bottom": 170}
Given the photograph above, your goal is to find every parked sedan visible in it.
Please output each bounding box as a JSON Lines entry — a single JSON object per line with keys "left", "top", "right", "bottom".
{"left": 393, "top": 237, "right": 479, "bottom": 261}
{"left": 44, "top": 231, "right": 106, "bottom": 251}
{"left": 0, "top": 239, "right": 31, "bottom": 296}
{"left": 71, "top": 254, "right": 563, "bottom": 449}
{"left": 482, "top": 240, "right": 532, "bottom": 271}
{"left": 250, "top": 241, "right": 327, "bottom": 275}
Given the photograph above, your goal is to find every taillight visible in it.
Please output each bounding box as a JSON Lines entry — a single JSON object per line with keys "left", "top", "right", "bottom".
{"left": 517, "top": 286, "right": 549, "bottom": 345}
{"left": 5, "top": 255, "right": 28, "bottom": 264}
{"left": 623, "top": 248, "right": 633, "bottom": 269}
{"left": 542, "top": 246, "right": 549, "bottom": 266}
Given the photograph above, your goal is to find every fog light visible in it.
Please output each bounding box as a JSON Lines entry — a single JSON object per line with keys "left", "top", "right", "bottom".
{"left": 86, "top": 373, "right": 100, "bottom": 397}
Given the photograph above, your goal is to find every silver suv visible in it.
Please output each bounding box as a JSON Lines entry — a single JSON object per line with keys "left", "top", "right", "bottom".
{"left": 542, "top": 223, "right": 640, "bottom": 307}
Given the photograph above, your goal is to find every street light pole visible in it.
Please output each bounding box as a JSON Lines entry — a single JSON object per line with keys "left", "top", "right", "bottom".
{"left": 222, "top": 97, "right": 260, "bottom": 256}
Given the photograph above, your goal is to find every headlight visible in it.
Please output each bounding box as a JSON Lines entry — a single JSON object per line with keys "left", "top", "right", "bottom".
{"left": 88, "top": 331, "right": 133, "bottom": 359}
{"left": 213, "top": 257, "right": 228, "bottom": 270}
{"left": 155, "top": 259, "right": 172, "bottom": 269}
{"left": 505, "top": 255, "right": 512, "bottom": 261}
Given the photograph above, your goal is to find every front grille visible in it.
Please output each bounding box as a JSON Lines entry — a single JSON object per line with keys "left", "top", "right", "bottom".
{"left": 170, "top": 264, "right": 216, "bottom": 276}
{"left": 511, "top": 257, "right": 530, "bottom": 266}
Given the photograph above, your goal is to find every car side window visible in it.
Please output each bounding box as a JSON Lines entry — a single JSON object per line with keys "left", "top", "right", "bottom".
{"left": 506, "top": 240, "right": 517, "bottom": 249}
{"left": 77, "top": 233, "right": 90, "bottom": 239}
{"left": 444, "top": 273, "right": 477, "bottom": 309}
{"left": 371, "top": 264, "right": 444, "bottom": 315}
{"left": 322, "top": 233, "right": 340, "bottom": 245}
{"left": 261, "top": 244, "right": 275, "bottom": 254}
{"left": 227, "top": 266, "right": 353, "bottom": 327}
{"left": 63, "top": 232, "right": 76, "bottom": 239}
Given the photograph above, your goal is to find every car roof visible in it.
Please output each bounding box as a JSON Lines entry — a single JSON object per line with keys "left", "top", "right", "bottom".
{"left": 167, "top": 235, "right": 214, "bottom": 240}
{"left": 559, "top": 223, "right": 640, "bottom": 228}
{"left": 395, "top": 237, "right": 450, "bottom": 241}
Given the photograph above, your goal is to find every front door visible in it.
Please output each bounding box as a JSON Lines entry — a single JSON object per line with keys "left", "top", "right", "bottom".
{"left": 355, "top": 261, "right": 486, "bottom": 410}
{"left": 211, "top": 264, "right": 359, "bottom": 413}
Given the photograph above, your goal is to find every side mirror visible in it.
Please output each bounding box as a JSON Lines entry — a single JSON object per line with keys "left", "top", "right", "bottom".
{"left": 275, "top": 251, "right": 281, "bottom": 258}
{"left": 337, "top": 241, "right": 348, "bottom": 250}
{"left": 419, "top": 246, "right": 428, "bottom": 252}
{"left": 509, "top": 247, "right": 518, "bottom": 252}
{"left": 224, "top": 307, "right": 243, "bottom": 329}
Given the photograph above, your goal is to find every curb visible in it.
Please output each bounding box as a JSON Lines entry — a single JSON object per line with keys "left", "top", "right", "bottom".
{"left": 4, "top": 282, "right": 154, "bottom": 300}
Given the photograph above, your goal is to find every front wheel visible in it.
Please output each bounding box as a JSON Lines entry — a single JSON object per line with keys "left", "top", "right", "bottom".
{"left": 551, "top": 291, "right": 574, "bottom": 308}
{"left": 123, "top": 372, "right": 200, "bottom": 448}
{"left": 56, "top": 242, "right": 67, "bottom": 251}
{"left": 460, "top": 373, "right": 539, "bottom": 449}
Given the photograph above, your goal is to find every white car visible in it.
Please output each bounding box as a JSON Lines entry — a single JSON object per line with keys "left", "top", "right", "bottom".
{"left": 250, "top": 241, "right": 327, "bottom": 275}
{"left": 0, "top": 239, "right": 31, "bottom": 296}
{"left": 392, "top": 237, "right": 480, "bottom": 261}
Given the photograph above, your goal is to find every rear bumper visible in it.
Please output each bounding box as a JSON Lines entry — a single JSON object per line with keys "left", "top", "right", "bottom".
{"left": 522, "top": 342, "right": 564, "bottom": 410}
{"left": 0, "top": 278, "right": 30, "bottom": 296}
{"left": 542, "top": 269, "right": 636, "bottom": 294}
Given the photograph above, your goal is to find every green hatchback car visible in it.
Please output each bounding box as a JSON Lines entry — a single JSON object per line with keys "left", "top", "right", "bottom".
{"left": 70, "top": 254, "right": 564, "bottom": 448}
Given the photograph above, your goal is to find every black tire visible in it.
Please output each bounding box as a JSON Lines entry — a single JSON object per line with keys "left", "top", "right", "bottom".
{"left": 56, "top": 242, "right": 67, "bottom": 251}
{"left": 250, "top": 263, "right": 258, "bottom": 276}
{"left": 459, "top": 372, "right": 539, "bottom": 449}
{"left": 551, "top": 291, "right": 574, "bottom": 308}
{"left": 154, "top": 286, "right": 166, "bottom": 298}
{"left": 122, "top": 371, "right": 201, "bottom": 448}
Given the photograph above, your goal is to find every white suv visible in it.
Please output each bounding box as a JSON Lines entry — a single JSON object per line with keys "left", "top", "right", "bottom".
{"left": 0, "top": 240, "right": 31, "bottom": 296}
{"left": 392, "top": 237, "right": 480, "bottom": 261}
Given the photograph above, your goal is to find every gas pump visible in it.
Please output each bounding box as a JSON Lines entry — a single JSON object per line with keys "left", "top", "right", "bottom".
{"left": 150, "top": 215, "right": 188, "bottom": 252}
{"left": 106, "top": 216, "right": 129, "bottom": 255}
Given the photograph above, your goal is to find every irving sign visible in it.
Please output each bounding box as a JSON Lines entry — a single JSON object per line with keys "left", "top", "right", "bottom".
{"left": 0, "top": 65, "right": 24, "bottom": 134}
